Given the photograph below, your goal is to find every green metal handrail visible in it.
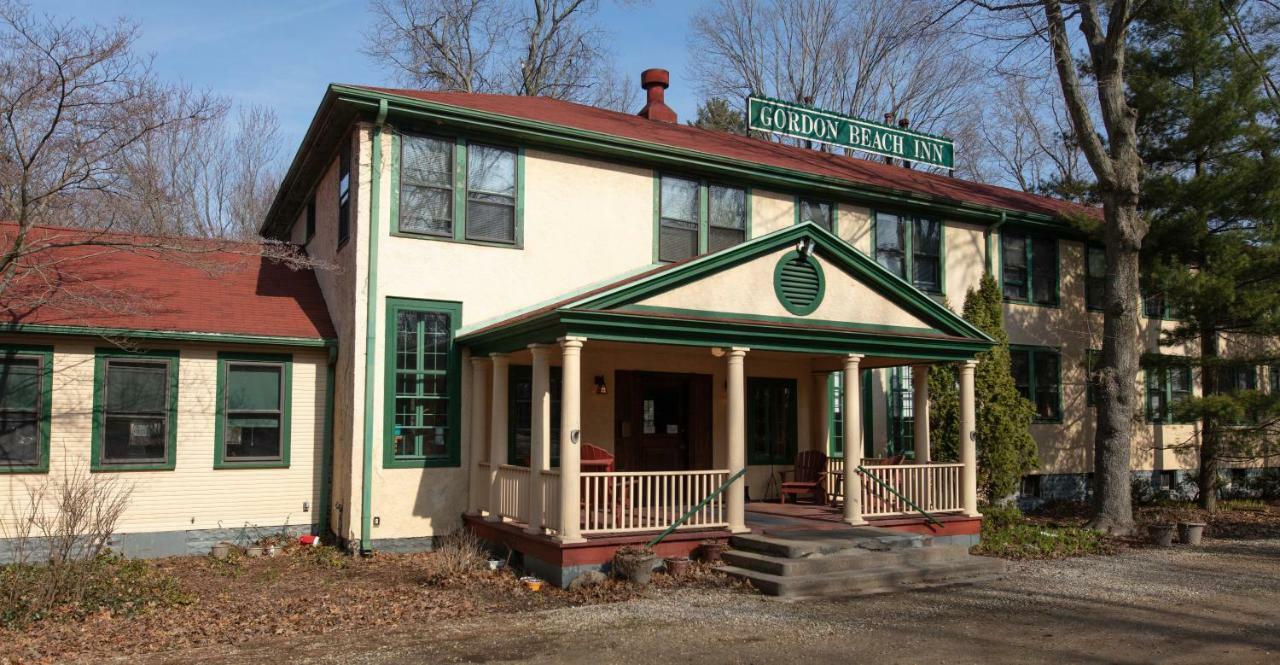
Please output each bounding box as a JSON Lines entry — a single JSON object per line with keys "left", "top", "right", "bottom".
{"left": 646, "top": 468, "right": 748, "bottom": 548}
{"left": 855, "top": 465, "right": 943, "bottom": 528}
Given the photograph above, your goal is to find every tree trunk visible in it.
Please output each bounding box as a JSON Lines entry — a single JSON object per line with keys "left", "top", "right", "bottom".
{"left": 1087, "top": 195, "right": 1142, "bottom": 536}
{"left": 1198, "top": 330, "right": 1220, "bottom": 512}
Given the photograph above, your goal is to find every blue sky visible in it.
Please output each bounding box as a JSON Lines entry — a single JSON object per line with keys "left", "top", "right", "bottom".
{"left": 52, "top": 0, "right": 706, "bottom": 154}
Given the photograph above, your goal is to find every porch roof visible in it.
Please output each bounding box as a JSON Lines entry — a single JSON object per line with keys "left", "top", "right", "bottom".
{"left": 458, "top": 224, "right": 993, "bottom": 362}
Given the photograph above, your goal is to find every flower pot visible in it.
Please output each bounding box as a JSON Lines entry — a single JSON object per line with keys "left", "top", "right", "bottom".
{"left": 246, "top": 546, "right": 265, "bottom": 558}
{"left": 1148, "top": 523, "right": 1176, "bottom": 547}
{"left": 1177, "top": 522, "right": 1206, "bottom": 545}
{"left": 265, "top": 544, "right": 279, "bottom": 557}
{"left": 664, "top": 556, "right": 692, "bottom": 578}
{"left": 614, "top": 553, "right": 658, "bottom": 585}
{"left": 699, "top": 541, "right": 726, "bottom": 563}
{"left": 211, "top": 542, "right": 234, "bottom": 560}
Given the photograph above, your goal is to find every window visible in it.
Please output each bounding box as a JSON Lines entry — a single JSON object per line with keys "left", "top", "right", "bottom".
{"left": 1020, "top": 475, "right": 1042, "bottom": 499}
{"left": 874, "top": 212, "right": 943, "bottom": 293}
{"left": 1217, "top": 363, "right": 1257, "bottom": 392}
{"left": 508, "top": 365, "right": 562, "bottom": 467}
{"left": 1271, "top": 365, "right": 1280, "bottom": 394}
{"left": 337, "top": 139, "right": 351, "bottom": 247}
{"left": 657, "top": 175, "right": 748, "bottom": 261}
{"left": 1086, "top": 349, "right": 1102, "bottom": 406}
{"left": 305, "top": 198, "right": 316, "bottom": 243}
{"left": 797, "top": 197, "right": 833, "bottom": 231}
{"left": 92, "top": 350, "right": 179, "bottom": 471}
{"left": 384, "top": 298, "right": 461, "bottom": 468}
{"left": 747, "top": 377, "right": 797, "bottom": 465}
{"left": 708, "top": 185, "right": 747, "bottom": 252}
{"left": 1141, "top": 286, "right": 1183, "bottom": 320}
{"left": 1085, "top": 243, "right": 1105, "bottom": 310}
{"left": 0, "top": 347, "right": 52, "bottom": 473}
{"left": 1001, "top": 230, "right": 1058, "bottom": 306}
{"left": 829, "top": 372, "right": 843, "bottom": 457}
{"left": 215, "top": 354, "right": 290, "bottom": 468}
{"left": 397, "top": 134, "right": 521, "bottom": 246}
{"left": 1010, "top": 347, "right": 1061, "bottom": 421}
{"left": 887, "top": 366, "right": 915, "bottom": 457}
{"left": 1145, "top": 359, "right": 1193, "bottom": 423}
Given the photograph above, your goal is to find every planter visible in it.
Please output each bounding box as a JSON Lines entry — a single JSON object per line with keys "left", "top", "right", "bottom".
{"left": 246, "top": 546, "right": 265, "bottom": 558}
{"left": 664, "top": 556, "right": 692, "bottom": 578}
{"left": 210, "top": 542, "right": 235, "bottom": 560}
{"left": 1148, "top": 523, "right": 1176, "bottom": 547}
{"left": 613, "top": 548, "right": 658, "bottom": 586}
{"left": 1177, "top": 522, "right": 1206, "bottom": 545}
{"left": 699, "top": 541, "right": 727, "bottom": 563}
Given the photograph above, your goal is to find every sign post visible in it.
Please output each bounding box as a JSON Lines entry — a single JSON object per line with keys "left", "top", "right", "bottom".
{"left": 746, "top": 96, "right": 954, "bottom": 170}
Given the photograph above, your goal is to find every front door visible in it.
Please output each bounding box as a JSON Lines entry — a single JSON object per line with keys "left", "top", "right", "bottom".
{"left": 614, "top": 371, "right": 712, "bottom": 471}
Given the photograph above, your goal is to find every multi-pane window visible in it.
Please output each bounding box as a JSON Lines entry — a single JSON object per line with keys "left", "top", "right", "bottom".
{"left": 747, "top": 377, "right": 797, "bottom": 465}
{"left": 386, "top": 299, "right": 461, "bottom": 467}
{"left": 338, "top": 140, "right": 351, "bottom": 246}
{"left": 95, "top": 352, "right": 178, "bottom": 470}
{"left": 874, "top": 212, "right": 942, "bottom": 293}
{"left": 1271, "top": 365, "right": 1280, "bottom": 394}
{"left": 1145, "top": 360, "right": 1192, "bottom": 423}
{"left": 708, "top": 185, "right": 747, "bottom": 252}
{"left": 1001, "top": 230, "right": 1058, "bottom": 305}
{"left": 829, "top": 372, "right": 844, "bottom": 457}
{"left": 217, "top": 355, "right": 289, "bottom": 467}
{"left": 1217, "top": 363, "right": 1257, "bottom": 392}
{"left": 508, "top": 365, "right": 562, "bottom": 467}
{"left": 887, "top": 366, "right": 915, "bottom": 457}
{"left": 0, "top": 349, "right": 49, "bottom": 471}
{"left": 1141, "top": 287, "right": 1183, "bottom": 320}
{"left": 658, "top": 175, "right": 747, "bottom": 261}
{"left": 398, "top": 135, "right": 519, "bottom": 245}
{"left": 1085, "top": 243, "right": 1105, "bottom": 310}
{"left": 1086, "top": 349, "right": 1102, "bottom": 406}
{"left": 1010, "top": 347, "right": 1061, "bottom": 421}
{"left": 797, "top": 197, "right": 833, "bottom": 231}
{"left": 658, "top": 175, "right": 700, "bottom": 262}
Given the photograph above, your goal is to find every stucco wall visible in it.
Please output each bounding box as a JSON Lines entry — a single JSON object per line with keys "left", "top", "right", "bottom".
{"left": 0, "top": 335, "right": 327, "bottom": 541}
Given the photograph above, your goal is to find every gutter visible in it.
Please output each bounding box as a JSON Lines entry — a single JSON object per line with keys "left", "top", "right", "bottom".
{"left": 360, "top": 98, "right": 389, "bottom": 554}
{"left": 319, "top": 344, "right": 337, "bottom": 539}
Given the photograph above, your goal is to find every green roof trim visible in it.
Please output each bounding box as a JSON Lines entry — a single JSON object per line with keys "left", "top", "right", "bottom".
{"left": 0, "top": 323, "right": 335, "bottom": 348}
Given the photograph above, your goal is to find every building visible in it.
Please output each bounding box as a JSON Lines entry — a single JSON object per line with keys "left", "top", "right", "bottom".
{"left": 2, "top": 70, "right": 1274, "bottom": 580}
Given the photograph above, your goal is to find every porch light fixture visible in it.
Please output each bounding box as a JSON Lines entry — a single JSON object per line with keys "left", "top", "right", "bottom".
{"left": 594, "top": 375, "right": 608, "bottom": 395}
{"left": 796, "top": 237, "right": 815, "bottom": 258}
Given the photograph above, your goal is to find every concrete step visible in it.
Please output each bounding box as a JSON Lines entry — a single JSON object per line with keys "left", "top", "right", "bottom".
{"left": 722, "top": 556, "right": 1006, "bottom": 599}
{"left": 729, "top": 527, "right": 927, "bottom": 559}
{"left": 722, "top": 543, "right": 974, "bottom": 577}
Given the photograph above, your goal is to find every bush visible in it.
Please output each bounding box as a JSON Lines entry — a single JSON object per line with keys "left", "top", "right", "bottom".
{"left": 1, "top": 554, "right": 191, "bottom": 627}
{"left": 420, "top": 530, "right": 487, "bottom": 585}
{"left": 974, "top": 505, "right": 1114, "bottom": 560}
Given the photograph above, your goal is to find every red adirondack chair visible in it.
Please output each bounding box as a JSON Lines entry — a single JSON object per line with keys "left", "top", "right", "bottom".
{"left": 779, "top": 450, "right": 828, "bottom": 505}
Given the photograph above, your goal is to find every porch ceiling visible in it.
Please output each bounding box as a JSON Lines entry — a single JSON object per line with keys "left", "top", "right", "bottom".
{"left": 458, "top": 223, "right": 993, "bottom": 362}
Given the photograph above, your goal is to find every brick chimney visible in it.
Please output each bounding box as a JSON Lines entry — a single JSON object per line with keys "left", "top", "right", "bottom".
{"left": 898, "top": 117, "right": 912, "bottom": 170}
{"left": 637, "top": 68, "right": 677, "bottom": 123}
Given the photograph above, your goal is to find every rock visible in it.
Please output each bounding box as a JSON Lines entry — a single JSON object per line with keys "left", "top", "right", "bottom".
{"left": 568, "top": 571, "right": 608, "bottom": 591}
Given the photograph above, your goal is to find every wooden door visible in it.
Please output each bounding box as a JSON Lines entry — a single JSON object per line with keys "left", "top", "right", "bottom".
{"left": 614, "top": 371, "right": 712, "bottom": 471}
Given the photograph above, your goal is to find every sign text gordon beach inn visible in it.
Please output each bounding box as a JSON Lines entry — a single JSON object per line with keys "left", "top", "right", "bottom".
{"left": 747, "top": 96, "right": 955, "bottom": 170}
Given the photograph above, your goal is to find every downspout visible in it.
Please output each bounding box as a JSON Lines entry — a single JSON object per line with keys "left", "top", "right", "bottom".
{"left": 319, "top": 343, "right": 337, "bottom": 539}
{"left": 985, "top": 211, "right": 1006, "bottom": 276}
{"left": 360, "top": 99, "right": 389, "bottom": 554}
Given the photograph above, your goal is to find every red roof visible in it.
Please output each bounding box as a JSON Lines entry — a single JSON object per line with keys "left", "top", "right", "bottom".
{"left": 0, "top": 224, "right": 335, "bottom": 341}
{"left": 362, "top": 86, "right": 1095, "bottom": 221}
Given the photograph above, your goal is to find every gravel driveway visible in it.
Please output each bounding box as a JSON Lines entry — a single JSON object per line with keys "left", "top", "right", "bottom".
{"left": 139, "top": 538, "right": 1280, "bottom": 665}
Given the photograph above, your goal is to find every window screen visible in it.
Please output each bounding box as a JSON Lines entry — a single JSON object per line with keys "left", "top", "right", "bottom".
{"left": 708, "top": 185, "right": 747, "bottom": 253}
{"left": 659, "top": 176, "right": 699, "bottom": 262}
{"left": 0, "top": 355, "right": 42, "bottom": 467}
{"left": 465, "top": 144, "right": 517, "bottom": 244}
{"left": 401, "top": 134, "right": 454, "bottom": 236}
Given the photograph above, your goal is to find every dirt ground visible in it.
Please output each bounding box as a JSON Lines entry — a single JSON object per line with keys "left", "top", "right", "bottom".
{"left": 112, "top": 536, "right": 1280, "bottom": 665}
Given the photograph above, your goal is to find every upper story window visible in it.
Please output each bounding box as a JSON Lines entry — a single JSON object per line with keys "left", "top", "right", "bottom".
{"left": 1001, "top": 230, "right": 1058, "bottom": 306}
{"left": 338, "top": 140, "right": 351, "bottom": 247}
{"left": 797, "top": 197, "right": 834, "bottom": 232}
{"left": 1085, "top": 243, "right": 1105, "bottom": 310}
{"left": 1141, "top": 283, "right": 1183, "bottom": 320}
{"left": 398, "top": 133, "right": 520, "bottom": 246}
{"left": 874, "top": 212, "right": 943, "bottom": 294}
{"left": 657, "top": 174, "right": 747, "bottom": 262}
{"left": 1145, "top": 359, "right": 1192, "bottom": 423}
{"left": 1010, "top": 346, "right": 1061, "bottom": 422}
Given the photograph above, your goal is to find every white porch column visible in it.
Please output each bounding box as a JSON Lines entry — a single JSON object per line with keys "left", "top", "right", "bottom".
{"left": 960, "top": 359, "right": 980, "bottom": 517}
{"left": 525, "top": 344, "right": 552, "bottom": 534}
{"left": 557, "top": 337, "right": 586, "bottom": 542}
{"left": 912, "top": 365, "right": 931, "bottom": 464}
{"left": 812, "top": 372, "right": 830, "bottom": 453}
{"left": 726, "top": 347, "right": 749, "bottom": 533}
{"left": 487, "top": 353, "right": 509, "bottom": 522}
{"left": 842, "top": 354, "right": 866, "bottom": 525}
{"left": 468, "top": 356, "right": 490, "bottom": 515}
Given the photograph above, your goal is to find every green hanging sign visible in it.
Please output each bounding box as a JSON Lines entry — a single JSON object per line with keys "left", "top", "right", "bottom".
{"left": 746, "top": 95, "right": 955, "bottom": 169}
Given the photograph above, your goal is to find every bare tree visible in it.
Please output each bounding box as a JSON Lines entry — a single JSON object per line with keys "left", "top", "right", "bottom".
{"left": 688, "top": 0, "right": 986, "bottom": 175}
{"left": 364, "top": 0, "right": 637, "bottom": 111}
{"left": 979, "top": 73, "right": 1090, "bottom": 197}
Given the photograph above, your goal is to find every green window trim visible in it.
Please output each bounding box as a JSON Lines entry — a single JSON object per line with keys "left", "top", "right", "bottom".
{"left": 1270, "top": 365, "right": 1280, "bottom": 394}
{"left": 653, "top": 173, "right": 750, "bottom": 263}
{"left": 1143, "top": 357, "right": 1194, "bottom": 424}
{"left": 871, "top": 210, "right": 945, "bottom": 295}
{"left": 886, "top": 366, "right": 916, "bottom": 458}
{"left": 0, "top": 344, "right": 54, "bottom": 474}
{"left": 392, "top": 132, "right": 525, "bottom": 249}
{"left": 1140, "top": 289, "right": 1184, "bottom": 321}
{"left": 773, "top": 250, "right": 826, "bottom": 316}
{"left": 794, "top": 196, "right": 836, "bottom": 234}
{"left": 506, "top": 364, "right": 563, "bottom": 468}
{"left": 214, "top": 352, "right": 293, "bottom": 469}
{"left": 382, "top": 297, "right": 463, "bottom": 469}
{"left": 747, "top": 377, "right": 798, "bottom": 465}
{"left": 1000, "top": 228, "right": 1060, "bottom": 307}
{"left": 90, "top": 348, "right": 180, "bottom": 472}
{"left": 825, "top": 370, "right": 874, "bottom": 460}
{"left": 1009, "top": 345, "right": 1062, "bottom": 423}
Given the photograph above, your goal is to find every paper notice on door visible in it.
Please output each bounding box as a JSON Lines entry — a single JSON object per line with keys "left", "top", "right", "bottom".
{"left": 666, "top": 424, "right": 679, "bottom": 434}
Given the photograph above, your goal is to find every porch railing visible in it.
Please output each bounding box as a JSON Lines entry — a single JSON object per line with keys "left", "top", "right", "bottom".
{"left": 581, "top": 469, "right": 730, "bottom": 535}
{"left": 494, "top": 464, "right": 531, "bottom": 523}
{"left": 859, "top": 463, "right": 964, "bottom": 517}
{"left": 538, "top": 468, "right": 561, "bottom": 532}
